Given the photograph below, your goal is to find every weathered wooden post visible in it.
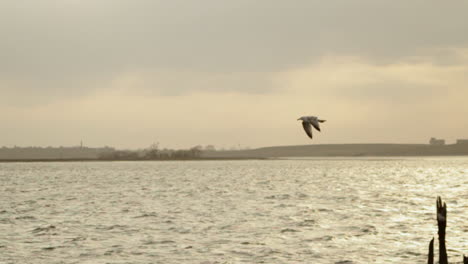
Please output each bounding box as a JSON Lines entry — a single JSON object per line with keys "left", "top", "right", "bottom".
{"left": 436, "top": 196, "right": 448, "bottom": 264}
{"left": 427, "top": 238, "right": 434, "bottom": 264}
{"left": 427, "top": 196, "right": 467, "bottom": 263}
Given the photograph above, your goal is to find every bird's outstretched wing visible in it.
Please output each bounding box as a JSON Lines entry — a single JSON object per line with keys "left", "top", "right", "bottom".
{"left": 310, "top": 118, "right": 321, "bottom": 132}
{"left": 302, "top": 121, "right": 313, "bottom": 139}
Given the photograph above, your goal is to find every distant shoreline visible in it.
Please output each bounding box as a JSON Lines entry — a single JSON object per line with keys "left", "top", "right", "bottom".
{"left": 1, "top": 155, "right": 468, "bottom": 163}
{"left": 0, "top": 157, "right": 266, "bottom": 163}
{"left": 202, "top": 143, "right": 468, "bottom": 159}
{"left": 1, "top": 143, "right": 468, "bottom": 162}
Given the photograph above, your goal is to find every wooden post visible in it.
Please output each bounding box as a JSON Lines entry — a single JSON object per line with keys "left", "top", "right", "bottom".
{"left": 427, "top": 238, "right": 434, "bottom": 264}
{"left": 428, "top": 197, "right": 467, "bottom": 263}
{"left": 437, "top": 196, "right": 448, "bottom": 264}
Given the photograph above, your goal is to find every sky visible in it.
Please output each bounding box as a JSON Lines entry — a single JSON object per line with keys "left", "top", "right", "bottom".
{"left": 1, "top": 0, "right": 468, "bottom": 149}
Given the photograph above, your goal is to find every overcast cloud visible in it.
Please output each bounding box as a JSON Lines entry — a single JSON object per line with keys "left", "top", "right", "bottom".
{"left": 1, "top": 1, "right": 468, "bottom": 148}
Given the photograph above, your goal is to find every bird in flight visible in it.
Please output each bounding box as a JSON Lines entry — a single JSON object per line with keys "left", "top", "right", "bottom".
{"left": 297, "top": 116, "right": 326, "bottom": 139}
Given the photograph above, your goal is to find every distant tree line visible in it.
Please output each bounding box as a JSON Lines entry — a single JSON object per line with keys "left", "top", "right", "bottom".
{"left": 0, "top": 144, "right": 251, "bottom": 160}
{"left": 0, "top": 146, "right": 114, "bottom": 160}
{"left": 97, "top": 144, "right": 204, "bottom": 160}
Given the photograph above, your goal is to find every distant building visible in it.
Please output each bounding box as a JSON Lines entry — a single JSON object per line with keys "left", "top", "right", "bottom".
{"left": 456, "top": 139, "right": 468, "bottom": 145}
{"left": 430, "top": 137, "right": 445, "bottom": 146}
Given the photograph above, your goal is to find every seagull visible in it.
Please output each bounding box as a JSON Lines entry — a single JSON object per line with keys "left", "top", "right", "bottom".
{"left": 297, "top": 116, "right": 326, "bottom": 139}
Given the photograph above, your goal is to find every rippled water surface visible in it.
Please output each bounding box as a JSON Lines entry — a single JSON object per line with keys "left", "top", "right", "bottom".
{"left": 1, "top": 158, "right": 467, "bottom": 263}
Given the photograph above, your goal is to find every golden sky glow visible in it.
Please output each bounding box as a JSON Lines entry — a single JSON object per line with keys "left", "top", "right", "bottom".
{"left": 1, "top": 1, "right": 468, "bottom": 148}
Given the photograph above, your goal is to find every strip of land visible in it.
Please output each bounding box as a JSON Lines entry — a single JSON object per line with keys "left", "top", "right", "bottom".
{"left": 1, "top": 144, "right": 468, "bottom": 162}
{"left": 201, "top": 144, "right": 468, "bottom": 159}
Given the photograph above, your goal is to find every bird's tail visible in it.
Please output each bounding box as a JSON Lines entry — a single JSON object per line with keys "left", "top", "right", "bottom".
{"left": 318, "top": 119, "right": 326, "bottom": 123}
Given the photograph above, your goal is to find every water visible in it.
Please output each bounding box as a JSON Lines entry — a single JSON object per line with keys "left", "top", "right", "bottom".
{"left": 1, "top": 157, "right": 467, "bottom": 263}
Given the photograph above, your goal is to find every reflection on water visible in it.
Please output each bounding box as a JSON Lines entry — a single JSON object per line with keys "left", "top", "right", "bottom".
{"left": 1, "top": 158, "right": 467, "bottom": 263}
